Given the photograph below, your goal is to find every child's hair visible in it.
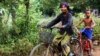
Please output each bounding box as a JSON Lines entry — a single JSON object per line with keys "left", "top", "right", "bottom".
{"left": 85, "top": 9, "right": 91, "bottom": 13}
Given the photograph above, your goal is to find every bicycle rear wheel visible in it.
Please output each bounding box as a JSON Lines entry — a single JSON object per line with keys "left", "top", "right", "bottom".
{"left": 70, "top": 39, "right": 83, "bottom": 56}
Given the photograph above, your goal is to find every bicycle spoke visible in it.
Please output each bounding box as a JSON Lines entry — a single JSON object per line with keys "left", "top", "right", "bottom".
{"left": 29, "top": 43, "right": 47, "bottom": 56}
{"left": 70, "top": 39, "right": 83, "bottom": 56}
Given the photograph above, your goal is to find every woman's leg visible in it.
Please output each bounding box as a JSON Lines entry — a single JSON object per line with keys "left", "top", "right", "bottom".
{"left": 61, "top": 35, "right": 70, "bottom": 56}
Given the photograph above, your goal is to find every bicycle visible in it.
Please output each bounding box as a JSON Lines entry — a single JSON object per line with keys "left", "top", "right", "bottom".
{"left": 80, "top": 31, "right": 92, "bottom": 56}
{"left": 74, "top": 26, "right": 92, "bottom": 56}
{"left": 68, "top": 26, "right": 83, "bottom": 56}
{"left": 29, "top": 26, "right": 83, "bottom": 56}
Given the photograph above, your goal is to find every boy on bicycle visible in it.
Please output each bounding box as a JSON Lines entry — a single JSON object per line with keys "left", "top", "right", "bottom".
{"left": 45, "top": 2, "right": 74, "bottom": 56}
{"left": 77, "top": 10, "right": 96, "bottom": 53}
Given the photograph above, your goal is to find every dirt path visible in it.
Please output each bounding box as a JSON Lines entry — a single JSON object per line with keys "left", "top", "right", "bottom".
{"left": 92, "top": 46, "right": 100, "bottom": 56}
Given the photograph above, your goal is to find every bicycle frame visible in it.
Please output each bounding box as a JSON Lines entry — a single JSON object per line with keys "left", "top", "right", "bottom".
{"left": 78, "top": 33, "right": 91, "bottom": 56}
{"left": 73, "top": 26, "right": 91, "bottom": 55}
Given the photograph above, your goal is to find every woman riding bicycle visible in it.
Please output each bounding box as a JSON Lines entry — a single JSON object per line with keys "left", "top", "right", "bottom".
{"left": 45, "top": 2, "right": 74, "bottom": 56}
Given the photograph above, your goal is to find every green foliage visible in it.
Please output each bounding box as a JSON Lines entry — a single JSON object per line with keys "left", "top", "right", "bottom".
{"left": 12, "top": 38, "right": 33, "bottom": 56}
{"left": 0, "top": 38, "right": 33, "bottom": 56}
{"left": 0, "top": 0, "right": 42, "bottom": 55}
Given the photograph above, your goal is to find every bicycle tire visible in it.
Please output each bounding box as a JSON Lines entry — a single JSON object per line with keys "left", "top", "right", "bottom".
{"left": 29, "top": 43, "right": 47, "bottom": 56}
{"left": 44, "top": 45, "right": 54, "bottom": 56}
{"left": 82, "top": 39, "right": 91, "bottom": 56}
{"left": 29, "top": 43, "right": 54, "bottom": 56}
{"left": 70, "top": 39, "right": 83, "bottom": 56}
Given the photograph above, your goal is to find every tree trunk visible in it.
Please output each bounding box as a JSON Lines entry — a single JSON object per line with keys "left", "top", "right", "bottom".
{"left": 24, "top": 0, "right": 30, "bottom": 33}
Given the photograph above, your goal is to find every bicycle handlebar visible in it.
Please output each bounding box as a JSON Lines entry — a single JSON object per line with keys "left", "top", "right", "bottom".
{"left": 40, "top": 25, "right": 81, "bottom": 34}
{"left": 41, "top": 26, "right": 61, "bottom": 29}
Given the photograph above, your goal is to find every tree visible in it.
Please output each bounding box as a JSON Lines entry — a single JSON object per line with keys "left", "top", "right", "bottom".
{"left": 23, "top": 0, "right": 30, "bottom": 33}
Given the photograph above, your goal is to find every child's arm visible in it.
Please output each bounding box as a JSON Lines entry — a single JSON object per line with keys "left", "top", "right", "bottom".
{"left": 76, "top": 19, "right": 84, "bottom": 27}
{"left": 91, "top": 19, "right": 96, "bottom": 28}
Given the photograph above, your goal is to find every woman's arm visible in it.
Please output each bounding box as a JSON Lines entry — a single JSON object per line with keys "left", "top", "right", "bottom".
{"left": 62, "top": 13, "right": 73, "bottom": 28}
{"left": 46, "top": 15, "right": 61, "bottom": 28}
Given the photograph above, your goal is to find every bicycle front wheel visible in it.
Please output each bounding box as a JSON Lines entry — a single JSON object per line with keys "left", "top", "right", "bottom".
{"left": 29, "top": 43, "right": 55, "bottom": 56}
{"left": 29, "top": 43, "right": 47, "bottom": 56}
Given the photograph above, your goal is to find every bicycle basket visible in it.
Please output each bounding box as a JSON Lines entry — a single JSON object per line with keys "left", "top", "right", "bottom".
{"left": 39, "top": 30, "right": 54, "bottom": 43}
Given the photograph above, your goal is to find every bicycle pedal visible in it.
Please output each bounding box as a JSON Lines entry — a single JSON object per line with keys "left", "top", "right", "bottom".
{"left": 58, "top": 53, "right": 62, "bottom": 56}
{"left": 69, "top": 52, "right": 74, "bottom": 56}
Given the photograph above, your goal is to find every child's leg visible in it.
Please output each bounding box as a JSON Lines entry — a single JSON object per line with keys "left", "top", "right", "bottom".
{"left": 88, "top": 39, "right": 93, "bottom": 56}
{"left": 88, "top": 39, "right": 93, "bottom": 50}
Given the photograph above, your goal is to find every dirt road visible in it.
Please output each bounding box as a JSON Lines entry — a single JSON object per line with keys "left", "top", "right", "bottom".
{"left": 92, "top": 46, "right": 100, "bottom": 56}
